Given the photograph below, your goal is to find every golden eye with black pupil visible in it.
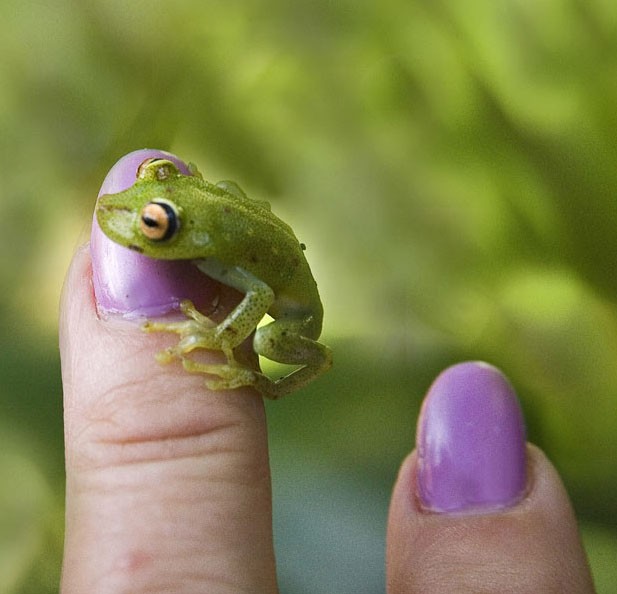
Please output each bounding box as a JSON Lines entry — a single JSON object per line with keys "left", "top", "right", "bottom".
{"left": 136, "top": 158, "right": 176, "bottom": 181}
{"left": 139, "top": 201, "right": 179, "bottom": 241}
{"left": 136, "top": 158, "right": 158, "bottom": 179}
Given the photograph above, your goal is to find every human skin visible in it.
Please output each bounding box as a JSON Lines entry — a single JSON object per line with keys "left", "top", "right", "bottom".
{"left": 59, "top": 150, "right": 595, "bottom": 593}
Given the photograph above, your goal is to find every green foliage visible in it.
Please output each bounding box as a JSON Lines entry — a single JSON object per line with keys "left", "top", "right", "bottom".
{"left": 2, "top": 0, "right": 617, "bottom": 590}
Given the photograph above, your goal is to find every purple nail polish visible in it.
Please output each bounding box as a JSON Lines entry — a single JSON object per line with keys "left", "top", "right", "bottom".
{"left": 416, "top": 361, "right": 527, "bottom": 514}
{"left": 91, "top": 149, "right": 219, "bottom": 318}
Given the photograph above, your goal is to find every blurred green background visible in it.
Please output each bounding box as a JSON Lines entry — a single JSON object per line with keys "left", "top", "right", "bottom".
{"left": 1, "top": 0, "right": 617, "bottom": 591}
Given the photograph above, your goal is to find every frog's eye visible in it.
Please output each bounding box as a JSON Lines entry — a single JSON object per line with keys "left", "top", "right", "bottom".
{"left": 137, "top": 158, "right": 179, "bottom": 181}
{"left": 139, "top": 200, "right": 179, "bottom": 241}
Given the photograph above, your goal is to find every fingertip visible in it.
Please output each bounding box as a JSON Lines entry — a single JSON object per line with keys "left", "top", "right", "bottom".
{"left": 386, "top": 362, "right": 594, "bottom": 593}
{"left": 387, "top": 445, "right": 595, "bottom": 593}
{"left": 416, "top": 361, "right": 527, "bottom": 514}
{"left": 90, "top": 149, "right": 218, "bottom": 319}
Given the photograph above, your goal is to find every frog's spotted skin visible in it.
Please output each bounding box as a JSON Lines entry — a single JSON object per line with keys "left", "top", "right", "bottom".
{"left": 96, "top": 158, "right": 332, "bottom": 399}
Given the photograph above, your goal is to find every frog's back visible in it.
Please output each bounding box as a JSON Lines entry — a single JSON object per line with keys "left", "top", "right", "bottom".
{"left": 187, "top": 178, "right": 324, "bottom": 331}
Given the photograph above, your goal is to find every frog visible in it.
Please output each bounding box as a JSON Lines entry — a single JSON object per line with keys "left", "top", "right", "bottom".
{"left": 95, "top": 158, "right": 332, "bottom": 399}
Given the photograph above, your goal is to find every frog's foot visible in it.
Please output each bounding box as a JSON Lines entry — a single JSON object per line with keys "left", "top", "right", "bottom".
{"left": 143, "top": 318, "right": 198, "bottom": 336}
{"left": 143, "top": 300, "right": 221, "bottom": 363}
{"left": 180, "top": 355, "right": 257, "bottom": 391}
{"left": 143, "top": 319, "right": 205, "bottom": 364}
{"left": 142, "top": 300, "right": 215, "bottom": 336}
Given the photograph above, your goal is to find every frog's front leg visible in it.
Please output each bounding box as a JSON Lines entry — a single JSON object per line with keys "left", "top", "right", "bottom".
{"left": 145, "top": 259, "right": 275, "bottom": 388}
{"left": 143, "top": 300, "right": 216, "bottom": 364}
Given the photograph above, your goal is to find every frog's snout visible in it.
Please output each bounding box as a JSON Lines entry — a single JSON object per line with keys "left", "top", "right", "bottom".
{"left": 96, "top": 198, "right": 132, "bottom": 214}
{"left": 95, "top": 196, "right": 138, "bottom": 246}
{"left": 95, "top": 197, "right": 134, "bottom": 228}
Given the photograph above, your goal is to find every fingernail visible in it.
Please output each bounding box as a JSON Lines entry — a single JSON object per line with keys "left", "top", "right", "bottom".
{"left": 416, "top": 361, "right": 527, "bottom": 514}
{"left": 91, "top": 149, "right": 219, "bottom": 318}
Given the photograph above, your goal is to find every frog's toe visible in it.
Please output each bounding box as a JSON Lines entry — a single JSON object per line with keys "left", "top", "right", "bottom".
{"left": 179, "top": 300, "right": 216, "bottom": 327}
{"left": 205, "top": 371, "right": 256, "bottom": 391}
{"left": 155, "top": 347, "right": 180, "bottom": 364}
{"left": 143, "top": 318, "right": 204, "bottom": 338}
{"left": 180, "top": 357, "right": 256, "bottom": 390}
{"left": 143, "top": 319, "right": 180, "bottom": 334}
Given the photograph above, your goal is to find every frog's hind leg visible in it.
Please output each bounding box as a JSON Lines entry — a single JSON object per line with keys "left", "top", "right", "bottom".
{"left": 252, "top": 320, "right": 333, "bottom": 399}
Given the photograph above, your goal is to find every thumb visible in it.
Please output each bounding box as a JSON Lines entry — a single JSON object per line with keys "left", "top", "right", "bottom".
{"left": 59, "top": 151, "right": 277, "bottom": 594}
{"left": 386, "top": 362, "right": 594, "bottom": 594}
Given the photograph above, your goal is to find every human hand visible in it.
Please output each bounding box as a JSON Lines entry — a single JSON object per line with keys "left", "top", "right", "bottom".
{"left": 59, "top": 150, "right": 595, "bottom": 593}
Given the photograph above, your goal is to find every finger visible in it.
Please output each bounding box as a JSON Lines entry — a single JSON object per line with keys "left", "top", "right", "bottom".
{"left": 60, "top": 151, "right": 277, "bottom": 594}
{"left": 386, "top": 362, "right": 594, "bottom": 594}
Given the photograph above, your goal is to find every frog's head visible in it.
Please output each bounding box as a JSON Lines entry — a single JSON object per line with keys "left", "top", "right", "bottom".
{"left": 96, "top": 159, "right": 211, "bottom": 259}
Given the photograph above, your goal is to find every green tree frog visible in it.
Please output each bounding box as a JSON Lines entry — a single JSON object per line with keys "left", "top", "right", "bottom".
{"left": 96, "top": 158, "right": 332, "bottom": 399}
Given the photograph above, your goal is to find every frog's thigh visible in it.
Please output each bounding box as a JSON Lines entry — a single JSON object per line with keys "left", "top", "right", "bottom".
{"left": 254, "top": 321, "right": 314, "bottom": 362}
{"left": 253, "top": 320, "right": 333, "bottom": 399}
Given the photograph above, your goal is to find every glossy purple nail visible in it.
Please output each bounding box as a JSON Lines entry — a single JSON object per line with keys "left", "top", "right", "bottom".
{"left": 91, "top": 149, "right": 218, "bottom": 318}
{"left": 416, "top": 361, "right": 527, "bottom": 514}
